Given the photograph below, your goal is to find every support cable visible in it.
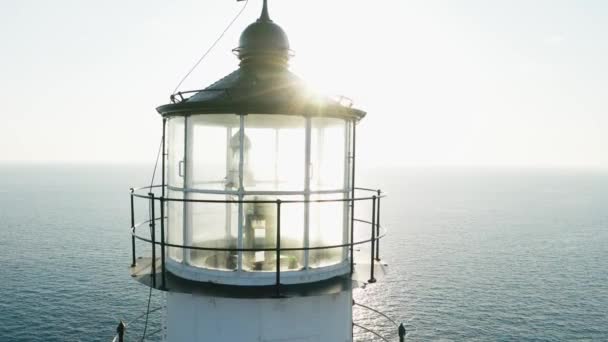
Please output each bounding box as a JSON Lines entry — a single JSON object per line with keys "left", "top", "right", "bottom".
{"left": 139, "top": 287, "right": 153, "bottom": 341}
{"left": 141, "top": 137, "right": 163, "bottom": 341}
{"left": 353, "top": 323, "right": 391, "bottom": 342}
{"left": 353, "top": 302, "right": 399, "bottom": 327}
{"left": 148, "top": 137, "right": 163, "bottom": 193}
{"left": 171, "top": 0, "right": 249, "bottom": 95}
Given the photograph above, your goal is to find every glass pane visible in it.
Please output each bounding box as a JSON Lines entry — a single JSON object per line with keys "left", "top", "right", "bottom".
{"left": 244, "top": 115, "right": 306, "bottom": 191}
{"left": 310, "top": 118, "right": 347, "bottom": 191}
{"left": 190, "top": 115, "right": 239, "bottom": 191}
{"left": 241, "top": 196, "right": 304, "bottom": 272}
{"left": 167, "top": 117, "right": 185, "bottom": 188}
{"left": 187, "top": 193, "right": 238, "bottom": 271}
{"left": 167, "top": 189, "right": 184, "bottom": 262}
{"left": 309, "top": 194, "right": 348, "bottom": 268}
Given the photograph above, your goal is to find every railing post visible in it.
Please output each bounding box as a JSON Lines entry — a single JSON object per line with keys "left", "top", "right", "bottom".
{"left": 149, "top": 192, "right": 157, "bottom": 288}
{"left": 160, "top": 197, "right": 167, "bottom": 290}
{"left": 399, "top": 323, "right": 406, "bottom": 341}
{"left": 376, "top": 189, "right": 381, "bottom": 261}
{"left": 350, "top": 194, "right": 355, "bottom": 275}
{"left": 130, "top": 189, "right": 136, "bottom": 267}
{"left": 116, "top": 320, "right": 126, "bottom": 342}
{"left": 369, "top": 195, "right": 377, "bottom": 283}
{"left": 350, "top": 121, "right": 356, "bottom": 275}
{"left": 350, "top": 193, "right": 355, "bottom": 274}
{"left": 161, "top": 118, "right": 166, "bottom": 198}
{"left": 275, "top": 199, "right": 282, "bottom": 297}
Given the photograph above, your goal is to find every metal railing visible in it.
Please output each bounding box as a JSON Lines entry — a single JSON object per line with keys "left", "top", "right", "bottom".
{"left": 130, "top": 185, "right": 386, "bottom": 294}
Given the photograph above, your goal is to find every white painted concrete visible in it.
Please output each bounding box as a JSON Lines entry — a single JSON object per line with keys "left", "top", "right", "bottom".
{"left": 166, "top": 290, "right": 352, "bottom": 342}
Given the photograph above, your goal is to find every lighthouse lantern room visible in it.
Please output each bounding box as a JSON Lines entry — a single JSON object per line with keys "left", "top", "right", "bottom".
{"left": 127, "top": 1, "right": 388, "bottom": 341}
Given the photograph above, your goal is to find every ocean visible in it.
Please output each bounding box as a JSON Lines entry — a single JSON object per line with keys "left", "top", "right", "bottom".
{"left": 0, "top": 164, "right": 607, "bottom": 341}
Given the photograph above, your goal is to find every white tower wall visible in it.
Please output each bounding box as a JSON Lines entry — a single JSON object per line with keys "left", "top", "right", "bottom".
{"left": 166, "top": 290, "right": 353, "bottom": 342}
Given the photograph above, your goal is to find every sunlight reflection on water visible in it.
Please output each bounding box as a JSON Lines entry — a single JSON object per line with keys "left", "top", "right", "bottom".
{"left": 0, "top": 165, "right": 607, "bottom": 341}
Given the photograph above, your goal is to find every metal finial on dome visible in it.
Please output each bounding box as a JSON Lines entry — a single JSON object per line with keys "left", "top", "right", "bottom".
{"left": 234, "top": 0, "right": 291, "bottom": 66}
{"left": 260, "top": 0, "right": 271, "bottom": 22}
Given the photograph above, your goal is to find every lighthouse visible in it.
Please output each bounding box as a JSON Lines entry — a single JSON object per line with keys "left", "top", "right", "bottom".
{"left": 127, "top": 1, "right": 387, "bottom": 341}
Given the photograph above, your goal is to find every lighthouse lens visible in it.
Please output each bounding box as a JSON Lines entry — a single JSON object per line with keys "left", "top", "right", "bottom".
{"left": 190, "top": 115, "right": 239, "bottom": 191}
{"left": 188, "top": 193, "right": 239, "bottom": 271}
{"left": 167, "top": 189, "right": 184, "bottom": 262}
{"left": 310, "top": 118, "right": 348, "bottom": 191}
{"left": 244, "top": 114, "right": 306, "bottom": 192}
{"left": 166, "top": 117, "right": 185, "bottom": 188}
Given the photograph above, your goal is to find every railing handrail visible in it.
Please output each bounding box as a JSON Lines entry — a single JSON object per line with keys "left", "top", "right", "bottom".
{"left": 131, "top": 185, "right": 386, "bottom": 204}
{"left": 131, "top": 217, "right": 387, "bottom": 253}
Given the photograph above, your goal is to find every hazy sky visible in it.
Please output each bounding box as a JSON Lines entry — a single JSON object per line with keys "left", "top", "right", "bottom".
{"left": 1, "top": 0, "right": 607, "bottom": 167}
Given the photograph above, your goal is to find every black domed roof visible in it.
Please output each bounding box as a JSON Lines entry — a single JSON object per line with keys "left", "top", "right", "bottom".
{"left": 234, "top": 0, "right": 291, "bottom": 65}
{"left": 238, "top": 19, "right": 289, "bottom": 51}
